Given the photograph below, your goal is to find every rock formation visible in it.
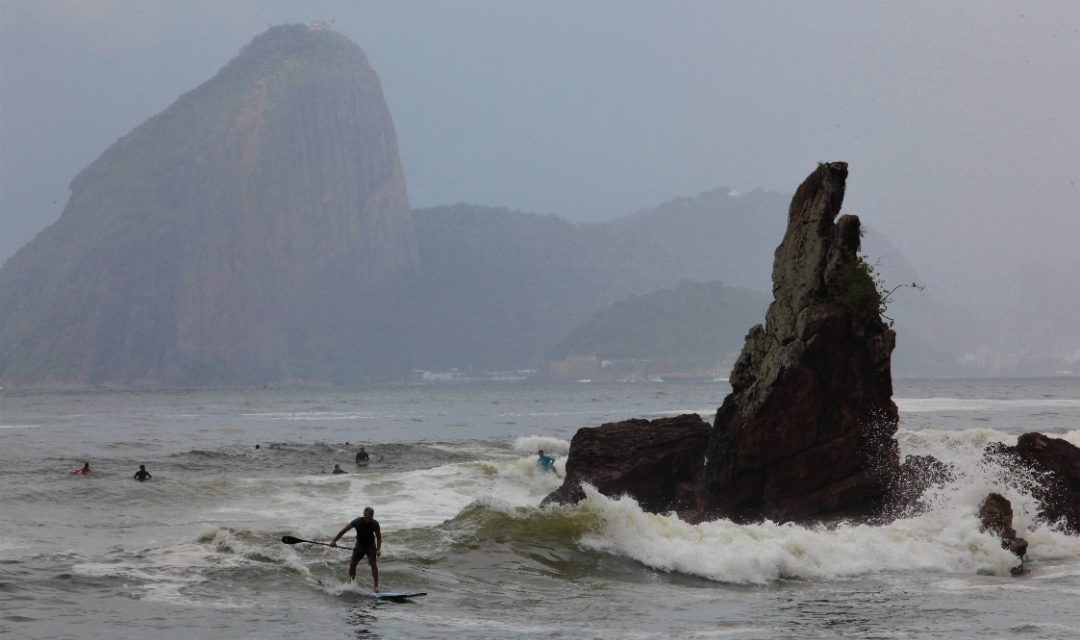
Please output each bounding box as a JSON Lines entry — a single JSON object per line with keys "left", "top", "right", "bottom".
{"left": 699, "top": 162, "right": 899, "bottom": 522}
{"left": 545, "top": 163, "right": 901, "bottom": 524}
{"left": 977, "top": 493, "right": 1028, "bottom": 562}
{"left": 0, "top": 25, "right": 418, "bottom": 386}
{"left": 542, "top": 414, "right": 710, "bottom": 513}
{"left": 986, "top": 433, "right": 1080, "bottom": 534}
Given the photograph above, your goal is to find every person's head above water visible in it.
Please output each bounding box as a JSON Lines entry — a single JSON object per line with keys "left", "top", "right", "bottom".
{"left": 537, "top": 450, "right": 544, "bottom": 457}
{"left": 82, "top": 462, "right": 91, "bottom": 470}
{"left": 139, "top": 464, "right": 146, "bottom": 471}
{"left": 363, "top": 506, "right": 374, "bottom": 521}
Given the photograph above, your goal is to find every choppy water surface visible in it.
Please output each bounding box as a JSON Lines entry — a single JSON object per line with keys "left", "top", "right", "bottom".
{"left": 2, "top": 378, "right": 1079, "bottom": 639}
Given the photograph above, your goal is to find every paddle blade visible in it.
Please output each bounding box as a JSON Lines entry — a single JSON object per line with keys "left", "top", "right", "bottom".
{"left": 281, "top": 536, "right": 307, "bottom": 545}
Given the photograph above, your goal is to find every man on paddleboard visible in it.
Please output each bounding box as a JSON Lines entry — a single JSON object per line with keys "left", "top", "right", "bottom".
{"left": 329, "top": 506, "right": 382, "bottom": 591}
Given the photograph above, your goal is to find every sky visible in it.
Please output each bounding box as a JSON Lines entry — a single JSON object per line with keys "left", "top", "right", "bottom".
{"left": 1, "top": 0, "right": 1078, "bottom": 359}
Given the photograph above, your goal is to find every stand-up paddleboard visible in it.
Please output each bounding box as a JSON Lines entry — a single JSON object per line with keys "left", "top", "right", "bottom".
{"left": 375, "top": 591, "right": 426, "bottom": 602}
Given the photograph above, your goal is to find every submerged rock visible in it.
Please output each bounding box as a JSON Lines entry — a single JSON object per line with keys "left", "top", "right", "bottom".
{"left": 700, "top": 162, "right": 899, "bottom": 523}
{"left": 977, "top": 492, "right": 1028, "bottom": 562}
{"left": 541, "top": 414, "right": 709, "bottom": 512}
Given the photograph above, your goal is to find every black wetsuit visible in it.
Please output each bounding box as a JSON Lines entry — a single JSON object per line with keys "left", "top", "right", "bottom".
{"left": 133, "top": 469, "right": 151, "bottom": 481}
{"left": 349, "top": 517, "right": 381, "bottom": 563}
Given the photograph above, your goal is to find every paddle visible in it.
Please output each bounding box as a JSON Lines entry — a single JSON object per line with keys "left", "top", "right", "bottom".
{"left": 281, "top": 535, "right": 343, "bottom": 549}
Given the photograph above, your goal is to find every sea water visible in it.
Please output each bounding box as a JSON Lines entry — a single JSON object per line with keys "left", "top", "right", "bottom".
{"left": 1, "top": 378, "right": 1078, "bottom": 639}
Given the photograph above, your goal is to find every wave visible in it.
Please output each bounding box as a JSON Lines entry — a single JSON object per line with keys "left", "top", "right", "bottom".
{"left": 897, "top": 428, "right": 1080, "bottom": 457}
{"left": 23, "top": 431, "right": 1080, "bottom": 596}
{"left": 391, "top": 432, "right": 1080, "bottom": 585}
{"left": 896, "top": 397, "right": 1080, "bottom": 413}
{"left": 512, "top": 436, "right": 571, "bottom": 456}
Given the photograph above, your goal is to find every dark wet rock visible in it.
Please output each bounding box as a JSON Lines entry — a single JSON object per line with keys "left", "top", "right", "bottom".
{"left": 988, "top": 433, "right": 1080, "bottom": 534}
{"left": 541, "top": 414, "right": 710, "bottom": 512}
{"left": 700, "top": 162, "right": 899, "bottom": 523}
{"left": 542, "top": 163, "right": 902, "bottom": 524}
{"left": 977, "top": 492, "right": 1028, "bottom": 562}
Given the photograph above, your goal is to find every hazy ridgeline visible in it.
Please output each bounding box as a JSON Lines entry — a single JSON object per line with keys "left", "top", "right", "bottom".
{"left": 0, "top": 24, "right": 1057, "bottom": 387}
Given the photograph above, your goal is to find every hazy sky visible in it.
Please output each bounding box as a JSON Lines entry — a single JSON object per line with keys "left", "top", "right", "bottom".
{"left": 2, "top": 1, "right": 1078, "bottom": 349}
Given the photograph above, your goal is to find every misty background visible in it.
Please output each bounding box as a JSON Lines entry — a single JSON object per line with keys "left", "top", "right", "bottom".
{"left": 2, "top": 0, "right": 1078, "bottom": 374}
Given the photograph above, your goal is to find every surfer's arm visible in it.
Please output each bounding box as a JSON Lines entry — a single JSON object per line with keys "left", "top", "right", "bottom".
{"left": 329, "top": 522, "right": 354, "bottom": 547}
{"left": 375, "top": 525, "right": 382, "bottom": 556}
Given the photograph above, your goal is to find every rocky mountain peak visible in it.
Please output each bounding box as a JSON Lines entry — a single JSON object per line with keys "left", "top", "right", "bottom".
{"left": 0, "top": 25, "right": 417, "bottom": 386}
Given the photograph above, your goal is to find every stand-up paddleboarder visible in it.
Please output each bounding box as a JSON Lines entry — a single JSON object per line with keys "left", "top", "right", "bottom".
{"left": 329, "top": 506, "right": 382, "bottom": 591}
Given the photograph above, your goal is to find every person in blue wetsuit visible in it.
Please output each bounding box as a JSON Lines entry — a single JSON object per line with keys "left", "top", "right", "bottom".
{"left": 330, "top": 506, "right": 383, "bottom": 591}
{"left": 537, "top": 450, "right": 560, "bottom": 477}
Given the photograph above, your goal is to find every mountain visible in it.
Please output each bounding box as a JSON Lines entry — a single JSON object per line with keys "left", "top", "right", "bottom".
{"left": 407, "top": 190, "right": 961, "bottom": 377}
{"left": 0, "top": 25, "right": 970, "bottom": 387}
{"left": 0, "top": 25, "right": 418, "bottom": 386}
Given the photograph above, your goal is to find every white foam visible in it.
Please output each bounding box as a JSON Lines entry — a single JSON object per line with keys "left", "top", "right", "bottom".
{"left": 512, "top": 435, "right": 571, "bottom": 455}
{"left": 1056, "top": 430, "right": 1080, "bottom": 449}
{"left": 0, "top": 424, "right": 41, "bottom": 429}
{"left": 574, "top": 486, "right": 1031, "bottom": 584}
{"left": 896, "top": 397, "right": 1080, "bottom": 412}
{"left": 232, "top": 455, "right": 564, "bottom": 539}
{"left": 896, "top": 427, "right": 1016, "bottom": 458}
{"left": 73, "top": 541, "right": 254, "bottom": 609}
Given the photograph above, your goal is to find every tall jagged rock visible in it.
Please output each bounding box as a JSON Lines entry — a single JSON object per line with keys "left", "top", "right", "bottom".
{"left": 701, "top": 162, "right": 899, "bottom": 522}
{"left": 0, "top": 25, "right": 418, "bottom": 386}
{"left": 543, "top": 163, "right": 901, "bottom": 523}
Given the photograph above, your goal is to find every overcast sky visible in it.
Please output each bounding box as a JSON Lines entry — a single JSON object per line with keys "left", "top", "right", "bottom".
{"left": 2, "top": 0, "right": 1078, "bottom": 349}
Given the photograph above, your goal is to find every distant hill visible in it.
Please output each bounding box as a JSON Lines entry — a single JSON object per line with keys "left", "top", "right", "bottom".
{"left": 0, "top": 25, "right": 418, "bottom": 386}
{"left": 406, "top": 191, "right": 962, "bottom": 377}
{"left": 0, "top": 26, "right": 969, "bottom": 387}
{"left": 548, "top": 281, "right": 769, "bottom": 378}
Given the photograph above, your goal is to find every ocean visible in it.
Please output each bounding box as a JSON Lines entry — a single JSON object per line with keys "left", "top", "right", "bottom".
{"left": 2, "top": 378, "right": 1079, "bottom": 639}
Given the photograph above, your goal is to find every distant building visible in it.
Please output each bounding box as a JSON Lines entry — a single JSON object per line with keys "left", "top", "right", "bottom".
{"left": 548, "top": 355, "right": 600, "bottom": 379}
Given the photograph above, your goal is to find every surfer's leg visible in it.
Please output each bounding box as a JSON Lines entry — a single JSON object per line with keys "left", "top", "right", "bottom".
{"left": 369, "top": 555, "right": 379, "bottom": 591}
{"left": 349, "top": 547, "right": 362, "bottom": 581}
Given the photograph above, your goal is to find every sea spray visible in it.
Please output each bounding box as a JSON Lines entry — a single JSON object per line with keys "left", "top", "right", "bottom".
{"left": 575, "top": 486, "right": 1022, "bottom": 583}
{"left": 513, "top": 435, "right": 571, "bottom": 456}
{"left": 896, "top": 397, "right": 1080, "bottom": 413}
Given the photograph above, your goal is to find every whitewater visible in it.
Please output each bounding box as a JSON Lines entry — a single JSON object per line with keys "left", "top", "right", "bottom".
{"left": 1, "top": 378, "right": 1078, "bottom": 639}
